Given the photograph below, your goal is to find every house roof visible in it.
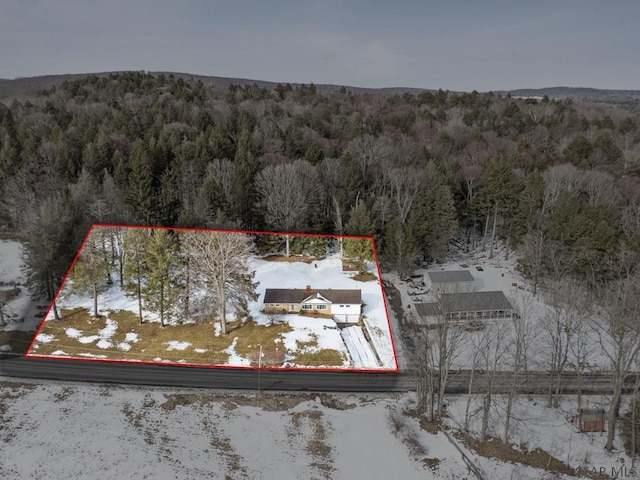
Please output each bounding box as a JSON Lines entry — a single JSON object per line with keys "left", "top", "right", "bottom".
{"left": 416, "top": 291, "right": 514, "bottom": 316}
{"left": 426, "top": 270, "right": 474, "bottom": 284}
{"left": 264, "top": 288, "right": 361, "bottom": 305}
{"left": 415, "top": 303, "right": 440, "bottom": 317}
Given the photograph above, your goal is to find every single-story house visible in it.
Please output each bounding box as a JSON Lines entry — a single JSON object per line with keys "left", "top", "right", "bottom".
{"left": 415, "top": 291, "right": 514, "bottom": 325}
{"left": 263, "top": 286, "right": 362, "bottom": 323}
{"left": 425, "top": 270, "right": 475, "bottom": 294}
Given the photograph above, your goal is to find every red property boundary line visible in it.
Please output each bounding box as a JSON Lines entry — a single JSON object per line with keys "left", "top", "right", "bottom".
{"left": 25, "top": 223, "right": 399, "bottom": 373}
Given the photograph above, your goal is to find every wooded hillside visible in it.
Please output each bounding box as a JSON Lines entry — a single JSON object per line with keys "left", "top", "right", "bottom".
{"left": 0, "top": 71, "right": 639, "bottom": 300}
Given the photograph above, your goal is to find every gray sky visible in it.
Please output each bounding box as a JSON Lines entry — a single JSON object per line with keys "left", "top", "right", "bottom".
{"left": 1, "top": 0, "right": 638, "bottom": 91}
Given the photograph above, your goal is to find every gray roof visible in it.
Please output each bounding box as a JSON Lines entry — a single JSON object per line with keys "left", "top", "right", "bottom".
{"left": 416, "top": 291, "right": 513, "bottom": 316}
{"left": 415, "top": 303, "right": 440, "bottom": 317}
{"left": 426, "top": 270, "right": 474, "bottom": 284}
{"left": 263, "top": 288, "right": 361, "bottom": 305}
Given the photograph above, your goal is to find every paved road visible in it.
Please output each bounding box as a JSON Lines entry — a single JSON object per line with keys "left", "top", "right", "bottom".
{"left": 0, "top": 356, "right": 414, "bottom": 391}
{"left": 2, "top": 356, "right": 638, "bottom": 395}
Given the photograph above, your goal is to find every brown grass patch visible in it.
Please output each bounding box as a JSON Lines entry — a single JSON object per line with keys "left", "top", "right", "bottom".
{"left": 31, "top": 308, "right": 233, "bottom": 364}
{"left": 31, "top": 308, "right": 298, "bottom": 366}
{"left": 291, "top": 349, "right": 346, "bottom": 366}
{"left": 456, "top": 432, "right": 611, "bottom": 480}
{"left": 262, "top": 254, "right": 314, "bottom": 264}
{"left": 352, "top": 272, "right": 377, "bottom": 282}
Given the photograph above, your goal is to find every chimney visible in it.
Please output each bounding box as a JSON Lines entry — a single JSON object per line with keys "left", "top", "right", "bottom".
{"left": 305, "top": 285, "right": 312, "bottom": 292}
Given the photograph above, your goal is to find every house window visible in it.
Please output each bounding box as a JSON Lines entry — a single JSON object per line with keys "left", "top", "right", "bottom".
{"left": 302, "top": 304, "right": 312, "bottom": 310}
{"left": 339, "top": 305, "right": 345, "bottom": 308}
{"left": 316, "top": 304, "right": 327, "bottom": 310}
{"left": 269, "top": 303, "right": 277, "bottom": 307}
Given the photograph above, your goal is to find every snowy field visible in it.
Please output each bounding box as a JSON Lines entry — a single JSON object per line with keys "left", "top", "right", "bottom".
{"left": 29, "top": 252, "right": 396, "bottom": 370}
{"left": 0, "top": 379, "right": 603, "bottom": 480}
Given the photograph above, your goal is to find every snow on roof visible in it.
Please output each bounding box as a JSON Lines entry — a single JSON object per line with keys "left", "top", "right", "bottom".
{"left": 417, "top": 291, "right": 514, "bottom": 315}
{"left": 426, "top": 270, "right": 474, "bottom": 283}
{"left": 263, "top": 288, "right": 361, "bottom": 305}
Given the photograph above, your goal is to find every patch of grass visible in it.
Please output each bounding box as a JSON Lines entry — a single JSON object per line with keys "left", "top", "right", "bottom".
{"left": 291, "top": 349, "right": 346, "bottom": 366}
{"left": 352, "top": 272, "right": 377, "bottom": 282}
{"left": 456, "top": 432, "right": 610, "bottom": 480}
{"left": 32, "top": 308, "right": 233, "bottom": 364}
{"left": 232, "top": 319, "right": 292, "bottom": 358}
{"left": 296, "top": 333, "right": 319, "bottom": 350}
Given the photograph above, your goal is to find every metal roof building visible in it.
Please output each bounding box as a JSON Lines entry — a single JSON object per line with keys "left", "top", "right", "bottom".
{"left": 425, "top": 270, "right": 475, "bottom": 293}
{"left": 415, "top": 291, "right": 515, "bottom": 325}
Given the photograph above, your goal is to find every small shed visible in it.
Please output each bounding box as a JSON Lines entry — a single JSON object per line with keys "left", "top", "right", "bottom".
{"left": 573, "top": 409, "right": 606, "bottom": 433}
{"left": 425, "top": 270, "right": 475, "bottom": 294}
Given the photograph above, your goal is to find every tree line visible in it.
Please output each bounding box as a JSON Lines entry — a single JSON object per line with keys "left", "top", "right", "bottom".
{"left": 66, "top": 226, "right": 258, "bottom": 336}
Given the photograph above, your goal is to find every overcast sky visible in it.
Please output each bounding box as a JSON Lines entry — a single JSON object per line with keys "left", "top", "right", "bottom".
{"left": 1, "top": 0, "right": 638, "bottom": 92}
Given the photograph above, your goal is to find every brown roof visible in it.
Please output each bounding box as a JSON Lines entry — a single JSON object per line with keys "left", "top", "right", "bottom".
{"left": 263, "top": 288, "right": 361, "bottom": 305}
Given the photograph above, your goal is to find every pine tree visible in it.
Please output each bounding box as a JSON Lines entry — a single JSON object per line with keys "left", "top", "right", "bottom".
{"left": 410, "top": 166, "right": 458, "bottom": 262}
{"left": 125, "top": 140, "right": 155, "bottom": 224}
{"left": 342, "top": 238, "right": 374, "bottom": 272}
{"left": 384, "top": 218, "right": 418, "bottom": 278}
{"left": 122, "top": 228, "right": 151, "bottom": 324}
{"left": 143, "top": 229, "right": 181, "bottom": 327}
{"left": 69, "top": 228, "right": 112, "bottom": 318}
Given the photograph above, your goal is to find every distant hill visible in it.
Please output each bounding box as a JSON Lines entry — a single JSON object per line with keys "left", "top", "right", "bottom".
{"left": 497, "top": 87, "right": 640, "bottom": 106}
{"left": 1, "top": 71, "right": 638, "bottom": 106}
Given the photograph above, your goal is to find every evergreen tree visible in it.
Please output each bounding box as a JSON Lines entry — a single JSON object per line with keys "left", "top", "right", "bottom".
{"left": 345, "top": 201, "right": 375, "bottom": 236}
{"left": 384, "top": 217, "right": 418, "bottom": 278}
{"left": 342, "top": 238, "right": 374, "bottom": 272}
{"left": 69, "top": 228, "right": 112, "bottom": 318}
{"left": 410, "top": 166, "right": 458, "bottom": 262}
{"left": 125, "top": 140, "right": 156, "bottom": 224}
{"left": 143, "top": 229, "right": 181, "bottom": 326}
{"left": 122, "top": 228, "right": 151, "bottom": 324}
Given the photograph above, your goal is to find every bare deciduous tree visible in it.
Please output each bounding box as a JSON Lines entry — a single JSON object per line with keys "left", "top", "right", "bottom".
{"left": 255, "top": 160, "right": 323, "bottom": 256}
{"left": 182, "top": 231, "right": 258, "bottom": 336}
{"left": 387, "top": 167, "right": 423, "bottom": 225}
{"left": 593, "top": 268, "right": 640, "bottom": 451}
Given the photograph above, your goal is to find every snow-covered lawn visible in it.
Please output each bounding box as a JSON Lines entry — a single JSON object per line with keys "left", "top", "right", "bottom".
{"left": 0, "top": 380, "right": 601, "bottom": 480}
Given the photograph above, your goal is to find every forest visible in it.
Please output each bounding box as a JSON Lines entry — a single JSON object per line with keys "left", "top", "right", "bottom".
{"left": 1, "top": 71, "right": 640, "bottom": 452}
{"left": 0, "top": 72, "right": 637, "bottom": 300}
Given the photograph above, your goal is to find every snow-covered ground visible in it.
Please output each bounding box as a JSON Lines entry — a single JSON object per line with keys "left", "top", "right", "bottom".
{"left": 30, "top": 249, "right": 396, "bottom": 370}
{"left": 248, "top": 255, "right": 395, "bottom": 370}
{"left": 0, "top": 240, "right": 50, "bottom": 334}
{"left": 0, "top": 379, "right": 602, "bottom": 480}
{"left": 388, "top": 242, "right": 612, "bottom": 372}
{"left": 446, "top": 393, "right": 634, "bottom": 478}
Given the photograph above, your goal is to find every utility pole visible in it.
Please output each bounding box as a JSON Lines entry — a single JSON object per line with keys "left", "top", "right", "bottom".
{"left": 258, "top": 344, "right": 263, "bottom": 397}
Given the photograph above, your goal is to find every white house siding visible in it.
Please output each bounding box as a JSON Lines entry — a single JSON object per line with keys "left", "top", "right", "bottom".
{"left": 332, "top": 303, "right": 361, "bottom": 323}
